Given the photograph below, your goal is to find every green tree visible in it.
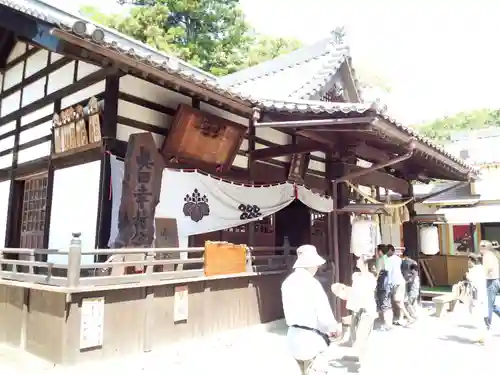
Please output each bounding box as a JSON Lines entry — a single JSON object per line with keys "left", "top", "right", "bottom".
{"left": 418, "top": 108, "right": 500, "bottom": 143}
{"left": 80, "top": 1, "right": 301, "bottom": 76}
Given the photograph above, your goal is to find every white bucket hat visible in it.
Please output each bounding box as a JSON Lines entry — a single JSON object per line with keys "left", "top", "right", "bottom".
{"left": 480, "top": 240, "right": 494, "bottom": 250}
{"left": 293, "top": 244, "right": 326, "bottom": 269}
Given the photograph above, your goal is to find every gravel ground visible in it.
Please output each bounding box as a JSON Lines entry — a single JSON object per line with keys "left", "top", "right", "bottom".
{"left": 1, "top": 300, "right": 500, "bottom": 375}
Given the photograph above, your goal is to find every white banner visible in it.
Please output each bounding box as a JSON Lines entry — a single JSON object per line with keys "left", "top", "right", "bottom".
{"left": 109, "top": 156, "right": 335, "bottom": 245}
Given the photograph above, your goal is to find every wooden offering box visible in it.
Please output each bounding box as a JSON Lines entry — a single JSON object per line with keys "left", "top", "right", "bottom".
{"left": 204, "top": 241, "right": 247, "bottom": 277}
{"left": 161, "top": 104, "right": 246, "bottom": 170}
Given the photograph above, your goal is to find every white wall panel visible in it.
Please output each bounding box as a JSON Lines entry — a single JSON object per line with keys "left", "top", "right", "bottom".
{"left": 1, "top": 90, "right": 21, "bottom": 116}
{"left": 17, "top": 141, "right": 50, "bottom": 164}
{"left": 21, "top": 78, "right": 45, "bottom": 107}
{"left": 47, "top": 61, "right": 75, "bottom": 94}
{"left": 0, "top": 135, "right": 14, "bottom": 152}
{"left": 0, "top": 121, "right": 16, "bottom": 136}
{"left": 309, "top": 159, "right": 325, "bottom": 172}
{"left": 311, "top": 151, "right": 325, "bottom": 159}
{"left": 120, "top": 75, "right": 191, "bottom": 108}
{"left": 61, "top": 80, "right": 105, "bottom": 108}
{"left": 3, "top": 62, "right": 24, "bottom": 90}
{"left": 232, "top": 154, "right": 248, "bottom": 168}
{"left": 118, "top": 99, "right": 173, "bottom": 129}
{"left": 7, "top": 42, "right": 26, "bottom": 63}
{"left": 256, "top": 127, "right": 290, "bottom": 145}
{"left": 116, "top": 124, "right": 165, "bottom": 147}
{"left": 199, "top": 102, "right": 248, "bottom": 127}
{"left": 0, "top": 154, "right": 12, "bottom": 169}
{"left": 0, "top": 180, "right": 11, "bottom": 247}
{"left": 25, "top": 50, "right": 49, "bottom": 78}
{"left": 50, "top": 52, "right": 63, "bottom": 63}
{"left": 48, "top": 161, "right": 101, "bottom": 264}
{"left": 19, "top": 120, "right": 51, "bottom": 145}
{"left": 239, "top": 139, "right": 248, "bottom": 152}
{"left": 77, "top": 61, "right": 100, "bottom": 80}
{"left": 21, "top": 104, "right": 54, "bottom": 126}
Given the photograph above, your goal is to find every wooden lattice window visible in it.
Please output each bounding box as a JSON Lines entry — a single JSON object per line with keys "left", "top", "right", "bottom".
{"left": 20, "top": 174, "right": 48, "bottom": 249}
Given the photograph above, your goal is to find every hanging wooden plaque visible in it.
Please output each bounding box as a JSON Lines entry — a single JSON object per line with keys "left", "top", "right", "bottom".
{"left": 53, "top": 113, "right": 62, "bottom": 153}
{"left": 74, "top": 105, "right": 89, "bottom": 148}
{"left": 161, "top": 104, "right": 246, "bottom": 170}
{"left": 88, "top": 97, "right": 102, "bottom": 144}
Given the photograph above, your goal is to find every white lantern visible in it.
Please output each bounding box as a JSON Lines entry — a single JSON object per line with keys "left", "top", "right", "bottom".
{"left": 350, "top": 218, "right": 378, "bottom": 257}
{"left": 419, "top": 226, "right": 440, "bottom": 255}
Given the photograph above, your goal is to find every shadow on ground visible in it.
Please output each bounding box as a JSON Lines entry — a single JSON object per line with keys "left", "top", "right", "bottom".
{"left": 438, "top": 335, "right": 477, "bottom": 344}
{"left": 329, "top": 356, "right": 361, "bottom": 373}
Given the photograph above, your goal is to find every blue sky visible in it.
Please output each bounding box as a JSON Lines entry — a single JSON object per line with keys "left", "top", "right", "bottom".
{"left": 44, "top": 0, "right": 500, "bottom": 124}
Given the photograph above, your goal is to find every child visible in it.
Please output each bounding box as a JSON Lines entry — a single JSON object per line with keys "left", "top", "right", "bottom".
{"left": 332, "top": 255, "right": 377, "bottom": 368}
{"left": 405, "top": 263, "right": 420, "bottom": 319}
{"left": 466, "top": 254, "right": 488, "bottom": 343}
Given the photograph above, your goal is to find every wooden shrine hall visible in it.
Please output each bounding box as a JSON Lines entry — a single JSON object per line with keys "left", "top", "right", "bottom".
{"left": 0, "top": 1, "right": 477, "bottom": 364}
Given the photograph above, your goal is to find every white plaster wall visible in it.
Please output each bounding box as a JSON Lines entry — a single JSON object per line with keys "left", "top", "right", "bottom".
{"left": 117, "top": 75, "right": 326, "bottom": 174}
{"left": 0, "top": 180, "right": 11, "bottom": 247}
{"left": 48, "top": 161, "right": 101, "bottom": 264}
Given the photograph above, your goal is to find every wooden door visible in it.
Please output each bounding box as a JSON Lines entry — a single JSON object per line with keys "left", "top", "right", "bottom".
{"left": 20, "top": 174, "right": 48, "bottom": 249}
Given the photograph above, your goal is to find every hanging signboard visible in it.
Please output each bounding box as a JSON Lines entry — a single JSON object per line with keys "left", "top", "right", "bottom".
{"left": 174, "top": 285, "right": 189, "bottom": 322}
{"left": 80, "top": 297, "right": 105, "bottom": 350}
{"left": 161, "top": 104, "right": 246, "bottom": 170}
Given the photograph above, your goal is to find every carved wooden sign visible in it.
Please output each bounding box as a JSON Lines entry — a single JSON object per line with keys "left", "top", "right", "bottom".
{"left": 88, "top": 96, "right": 102, "bottom": 144}
{"left": 161, "top": 104, "right": 246, "bottom": 170}
{"left": 52, "top": 97, "right": 102, "bottom": 154}
{"left": 112, "top": 133, "right": 165, "bottom": 249}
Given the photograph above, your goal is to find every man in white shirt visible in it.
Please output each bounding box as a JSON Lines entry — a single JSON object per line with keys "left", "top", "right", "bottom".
{"left": 281, "top": 244, "right": 340, "bottom": 375}
{"left": 386, "top": 245, "right": 414, "bottom": 325}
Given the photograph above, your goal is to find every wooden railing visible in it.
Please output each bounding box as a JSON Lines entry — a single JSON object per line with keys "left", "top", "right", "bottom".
{"left": 0, "top": 233, "right": 294, "bottom": 288}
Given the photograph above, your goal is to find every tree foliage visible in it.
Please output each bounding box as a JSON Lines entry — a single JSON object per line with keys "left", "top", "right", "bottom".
{"left": 80, "top": 1, "right": 302, "bottom": 76}
{"left": 418, "top": 108, "right": 500, "bottom": 143}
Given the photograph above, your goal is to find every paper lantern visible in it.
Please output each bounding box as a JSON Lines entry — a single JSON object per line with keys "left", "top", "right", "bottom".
{"left": 419, "top": 226, "right": 440, "bottom": 255}
{"left": 350, "top": 218, "right": 378, "bottom": 256}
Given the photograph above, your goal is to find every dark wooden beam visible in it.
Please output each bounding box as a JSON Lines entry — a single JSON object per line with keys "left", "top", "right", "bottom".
{"left": 354, "top": 143, "right": 390, "bottom": 163}
{"left": 0, "top": 30, "right": 15, "bottom": 70}
{"left": 331, "top": 162, "right": 410, "bottom": 196}
{"left": 254, "top": 116, "right": 375, "bottom": 129}
{"left": 296, "top": 130, "right": 335, "bottom": 146}
{"left": 0, "top": 7, "right": 64, "bottom": 53}
{"left": 250, "top": 141, "right": 324, "bottom": 161}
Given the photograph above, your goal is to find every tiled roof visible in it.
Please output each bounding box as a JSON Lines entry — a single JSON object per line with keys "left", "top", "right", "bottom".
{"left": 219, "top": 33, "right": 356, "bottom": 100}
{"left": 256, "top": 99, "right": 476, "bottom": 172}
{"left": 0, "top": 0, "right": 475, "bottom": 176}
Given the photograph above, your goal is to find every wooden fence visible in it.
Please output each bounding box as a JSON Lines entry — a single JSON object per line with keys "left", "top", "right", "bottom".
{"left": 0, "top": 233, "right": 294, "bottom": 288}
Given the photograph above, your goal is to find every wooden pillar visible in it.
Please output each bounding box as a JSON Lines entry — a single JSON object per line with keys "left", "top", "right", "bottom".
{"left": 246, "top": 111, "right": 257, "bottom": 246}
{"left": 327, "top": 157, "right": 352, "bottom": 318}
{"left": 95, "top": 75, "right": 119, "bottom": 257}
{"left": 402, "top": 181, "right": 419, "bottom": 260}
